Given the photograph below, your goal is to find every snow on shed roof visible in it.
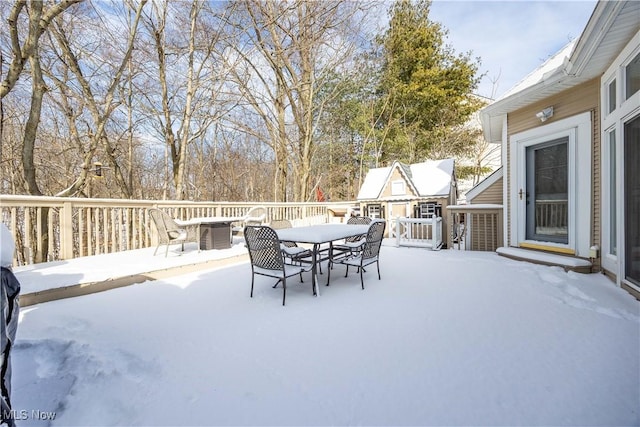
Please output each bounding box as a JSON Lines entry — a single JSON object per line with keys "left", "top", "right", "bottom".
{"left": 357, "top": 158, "right": 455, "bottom": 200}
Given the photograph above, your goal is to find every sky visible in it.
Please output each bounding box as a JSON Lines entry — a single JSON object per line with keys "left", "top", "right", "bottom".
{"left": 428, "top": 0, "right": 598, "bottom": 99}
{"left": 10, "top": 238, "right": 640, "bottom": 426}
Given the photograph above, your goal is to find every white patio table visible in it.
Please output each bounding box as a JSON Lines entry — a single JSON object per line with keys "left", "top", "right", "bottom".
{"left": 175, "top": 217, "right": 243, "bottom": 250}
{"left": 275, "top": 223, "right": 370, "bottom": 296}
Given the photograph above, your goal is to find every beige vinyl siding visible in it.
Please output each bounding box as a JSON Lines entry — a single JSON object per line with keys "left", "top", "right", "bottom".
{"left": 380, "top": 168, "right": 417, "bottom": 198}
{"left": 469, "top": 210, "right": 503, "bottom": 251}
{"left": 508, "top": 79, "right": 599, "bottom": 135}
{"left": 506, "top": 140, "right": 512, "bottom": 245}
{"left": 592, "top": 104, "right": 601, "bottom": 270}
{"left": 505, "top": 78, "right": 599, "bottom": 248}
{"left": 469, "top": 177, "right": 503, "bottom": 204}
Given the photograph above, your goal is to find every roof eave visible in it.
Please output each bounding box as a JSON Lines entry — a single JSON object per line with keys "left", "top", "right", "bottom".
{"left": 480, "top": 1, "right": 635, "bottom": 130}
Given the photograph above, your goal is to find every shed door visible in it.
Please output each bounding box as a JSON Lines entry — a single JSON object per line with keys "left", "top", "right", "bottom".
{"left": 389, "top": 202, "right": 409, "bottom": 219}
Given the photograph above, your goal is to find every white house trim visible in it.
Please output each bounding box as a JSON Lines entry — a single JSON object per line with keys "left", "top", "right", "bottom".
{"left": 509, "top": 112, "right": 592, "bottom": 257}
{"left": 465, "top": 167, "right": 503, "bottom": 202}
{"left": 600, "top": 29, "right": 640, "bottom": 291}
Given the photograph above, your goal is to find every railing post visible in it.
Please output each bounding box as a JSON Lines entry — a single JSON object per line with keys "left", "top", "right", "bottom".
{"left": 431, "top": 216, "right": 436, "bottom": 250}
{"left": 396, "top": 216, "right": 401, "bottom": 247}
{"left": 60, "top": 201, "right": 74, "bottom": 260}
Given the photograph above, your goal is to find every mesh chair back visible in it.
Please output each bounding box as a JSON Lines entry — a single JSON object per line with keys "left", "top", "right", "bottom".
{"left": 244, "top": 225, "right": 284, "bottom": 271}
{"left": 270, "top": 219, "right": 292, "bottom": 230}
{"left": 269, "top": 219, "right": 297, "bottom": 248}
{"left": 347, "top": 216, "right": 372, "bottom": 225}
{"left": 345, "top": 216, "right": 372, "bottom": 242}
{"left": 361, "top": 221, "right": 385, "bottom": 261}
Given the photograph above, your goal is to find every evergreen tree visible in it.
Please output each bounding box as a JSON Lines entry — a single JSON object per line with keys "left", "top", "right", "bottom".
{"left": 376, "top": 0, "right": 483, "bottom": 164}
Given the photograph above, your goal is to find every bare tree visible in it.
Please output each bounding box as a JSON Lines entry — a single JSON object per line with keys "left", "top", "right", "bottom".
{"left": 226, "top": 0, "right": 377, "bottom": 202}
{"left": 45, "top": 0, "right": 147, "bottom": 198}
{"left": 0, "top": 0, "right": 83, "bottom": 99}
{"left": 139, "top": 0, "right": 233, "bottom": 200}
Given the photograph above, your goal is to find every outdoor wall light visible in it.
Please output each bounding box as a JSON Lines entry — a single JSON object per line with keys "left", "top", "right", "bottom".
{"left": 536, "top": 107, "right": 554, "bottom": 122}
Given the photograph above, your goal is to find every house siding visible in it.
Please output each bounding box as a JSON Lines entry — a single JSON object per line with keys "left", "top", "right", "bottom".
{"left": 508, "top": 79, "right": 599, "bottom": 135}
{"left": 506, "top": 78, "right": 600, "bottom": 253}
{"left": 469, "top": 177, "right": 503, "bottom": 204}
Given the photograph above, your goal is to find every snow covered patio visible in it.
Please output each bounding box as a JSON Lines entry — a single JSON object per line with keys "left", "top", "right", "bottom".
{"left": 12, "top": 242, "right": 640, "bottom": 426}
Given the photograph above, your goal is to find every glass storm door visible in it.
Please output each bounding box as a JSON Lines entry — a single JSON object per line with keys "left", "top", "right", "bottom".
{"left": 625, "top": 115, "right": 640, "bottom": 286}
{"left": 525, "top": 137, "right": 569, "bottom": 244}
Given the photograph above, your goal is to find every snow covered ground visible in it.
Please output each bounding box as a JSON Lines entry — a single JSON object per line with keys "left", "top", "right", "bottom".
{"left": 11, "top": 243, "right": 640, "bottom": 426}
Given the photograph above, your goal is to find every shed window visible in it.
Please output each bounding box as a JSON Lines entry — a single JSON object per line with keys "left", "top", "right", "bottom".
{"left": 414, "top": 203, "right": 441, "bottom": 218}
{"left": 391, "top": 180, "right": 405, "bottom": 196}
{"left": 366, "top": 204, "right": 384, "bottom": 219}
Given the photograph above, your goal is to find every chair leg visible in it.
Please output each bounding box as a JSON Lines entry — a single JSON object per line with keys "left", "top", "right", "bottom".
{"left": 153, "top": 245, "right": 160, "bottom": 256}
{"left": 250, "top": 274, "right": 255, "bottom": 297}
{"left": 377, "top": 261, "right": 381, "bottom": 280}
{"left": 360, "top": 265, "right": 365, "bottom": 290}
{"left": 326, "top": 260, "right": 332, "bottom": 286}
{"left": 165, "top": 244, "right": 169, "bottom": 257}
{"left": 282, "top": 277, "right": 287, "bottom": 306}
{"left": 344, "top": 265, "right": 349, "bottom": 278}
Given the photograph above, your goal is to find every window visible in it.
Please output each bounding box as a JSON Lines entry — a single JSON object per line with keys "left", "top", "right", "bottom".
{"left": 608, "top": 79, "right": 617, "bottom": 113}
{"left": 600, "top": 30, "right": 640, "bottom": 289}
{"left": 414, "top": 203, "right": 441, "bottom": 218}
{"left": 608, "top": 130, "right": 617, "bottom": 256}
{"left": 366, "top": 204, "right": 383, "bottom": 219}
{"left": 625, "top": 51, "right": 640, "bottom": 99}
{"left": 391, "top": 180, "right": 405, "bottom": 196}
{"left": 624, "top": 115, "right": 640, "bottom": 285}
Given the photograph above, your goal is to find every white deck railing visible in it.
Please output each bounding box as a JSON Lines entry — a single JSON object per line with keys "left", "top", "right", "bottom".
{"left": 390, "top": 216, "right": 442, "bottom": 250}
{"left": 0, "top": 195, "right": 353, "bottom": 266}
{"left": 447, "top": 204, "right": 503, "bottom": 251}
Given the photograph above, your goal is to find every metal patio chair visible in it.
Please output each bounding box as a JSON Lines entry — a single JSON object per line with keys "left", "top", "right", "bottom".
{"left": 269, "top": 219, "right": 314, "bottom": 266}
{"left": 326, "top": 220, "right": 386, "bottom": 290}
{"left": 244, "top": 225, "right": 312, "bottom": 306}
{"left": 330, "top": 216, "right": 373, "bottom": 261}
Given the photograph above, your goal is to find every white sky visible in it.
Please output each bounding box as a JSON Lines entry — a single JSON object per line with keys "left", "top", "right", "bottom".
{"left": 429, "top": 0, "right": 598, "bottom": 99}
{"left": 11, "top": 238, "right": 640, "bottom": 425}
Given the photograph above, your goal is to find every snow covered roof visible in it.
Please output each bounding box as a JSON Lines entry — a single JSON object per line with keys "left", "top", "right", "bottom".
{"left": 498, "top": 40, "right": 576, "bottom": 101}
{"left": 480, "top": 1, "right": 640, "bottom": 143}
{"left": 357, "top": 159, "right": 455, "bottom": 200}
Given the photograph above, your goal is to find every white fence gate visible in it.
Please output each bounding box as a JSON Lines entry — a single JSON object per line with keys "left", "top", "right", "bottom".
{"left": 390, "top": 217, "right": 442, "bottom": 250}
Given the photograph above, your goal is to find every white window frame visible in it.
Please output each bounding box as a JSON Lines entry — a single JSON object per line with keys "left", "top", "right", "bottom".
{"left": 604, "top": 75, "right": 617, "bottom": 116}
{"left": 601, "top": 127, "right": 618, "bottom": 267}
{"left": 391, "top": 180, "right": 405, "bottom": 196}
{"left": 601, "top": 30, "right": 640, "bottom": 290}
{"left": 510, "top": 112, "right": 592, "bottom": 256}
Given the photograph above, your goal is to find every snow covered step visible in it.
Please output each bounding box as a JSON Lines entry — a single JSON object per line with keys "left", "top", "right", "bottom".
{"left": 496, "top": 247, "right": 592, "bottom": 273}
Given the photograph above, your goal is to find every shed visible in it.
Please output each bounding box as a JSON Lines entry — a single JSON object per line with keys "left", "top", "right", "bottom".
{"left": 356, "top": 159, "right": 457, "bottom": 247}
